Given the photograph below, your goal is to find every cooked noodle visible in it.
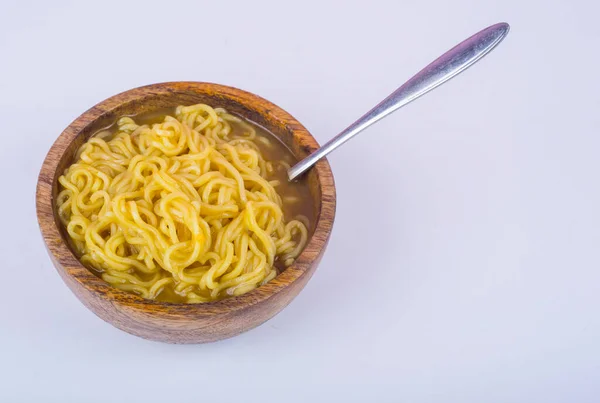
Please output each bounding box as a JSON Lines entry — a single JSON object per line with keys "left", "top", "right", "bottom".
{"left": 57, "top": 104, "right": 309, "bottom": 303}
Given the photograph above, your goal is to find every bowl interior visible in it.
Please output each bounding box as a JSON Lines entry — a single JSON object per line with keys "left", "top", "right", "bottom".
{"left": 38, "top": 82, "right": 335, "bottom": 313}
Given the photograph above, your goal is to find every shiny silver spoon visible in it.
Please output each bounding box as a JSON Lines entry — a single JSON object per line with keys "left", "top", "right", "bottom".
{"left": 287, "top": 22, "right": 510, "bottom": 181}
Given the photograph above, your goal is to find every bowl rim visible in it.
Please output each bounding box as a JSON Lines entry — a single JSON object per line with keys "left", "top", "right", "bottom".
{"left": 36, "top": 81, "right": 336, "bottom": 318}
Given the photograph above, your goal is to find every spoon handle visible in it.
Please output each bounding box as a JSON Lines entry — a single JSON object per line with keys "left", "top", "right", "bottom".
{"left": 288, "top": 22, "right": 510, "bottom": 181}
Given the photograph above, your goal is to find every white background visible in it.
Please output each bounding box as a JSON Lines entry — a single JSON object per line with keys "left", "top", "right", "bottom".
{"left": 1, "top": 0, "right": 598, "bottom": 402}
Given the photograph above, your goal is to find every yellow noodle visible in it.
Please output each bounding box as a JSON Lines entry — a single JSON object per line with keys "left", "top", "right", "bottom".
{"left": 57, "top": 104, "right": 308, "bottom": 303}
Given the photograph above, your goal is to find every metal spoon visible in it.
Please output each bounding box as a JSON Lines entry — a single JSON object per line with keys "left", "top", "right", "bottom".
{"left": 287, "top": 22, "right": 510, "bottom": 181}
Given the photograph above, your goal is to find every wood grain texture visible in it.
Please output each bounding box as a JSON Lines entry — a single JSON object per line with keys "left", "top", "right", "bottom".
{"left": 36, "top": 82, "right": 336, "bottom": 343}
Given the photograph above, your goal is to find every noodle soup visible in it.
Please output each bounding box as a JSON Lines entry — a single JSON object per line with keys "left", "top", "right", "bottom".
{"left": 56, "top": 104, "right": 314, "bottom": 303}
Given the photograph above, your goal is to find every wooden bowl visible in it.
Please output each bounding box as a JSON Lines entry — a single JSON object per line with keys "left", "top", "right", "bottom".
{"left": 36, "top": 82, "right": 336, "bottom": 343}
